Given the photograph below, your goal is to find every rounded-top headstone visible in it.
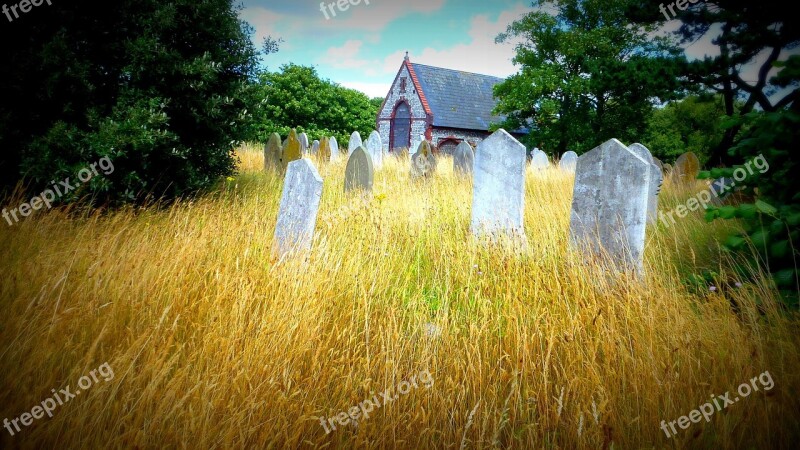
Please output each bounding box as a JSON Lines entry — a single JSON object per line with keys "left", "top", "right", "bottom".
{"left": 329, "top": 136, "right": 340, "bottom": 161}
{"left": 559, "top": 151, "right": 578, "bottom": 172}
{"left": 366, "top": 130, "right": 383, "bottom": 169}
{"left": 345, "top": 146, "right": 374, "bottom": 193}
{"left": 282, "top": 129, "right": 303, "bottom": 170}
{"left": 348, "top": 131, "right": 363, "bottom": 156}
{"left": 453, "top": 141, "right": 475, "bottom": 176}
{"left": 318, "top": 137, "right": 331, "bottom": 162}
{"left": 298, "top": 132, "right": 310, "bottom": 153}
{"left": 273, "top": 158, "right": 324, "bottom": 258}
{"left": 411, "top": 141, "right": 437, "bottom": 179}
{"left": 264, "top": 132, "right": 282, "bottom": 170}
{"left": 673, "top": 152, "right": 700, "bottom": 183}
{"left": 530, "top": 149, "right": 549, "bottom": 171}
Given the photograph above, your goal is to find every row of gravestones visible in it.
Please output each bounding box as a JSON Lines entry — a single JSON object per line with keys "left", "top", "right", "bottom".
{"left": 271, "top": 129, "right": 704, "bottom": 273}
{"left": 264, "top": 129, "right": 341, "bottom": 170}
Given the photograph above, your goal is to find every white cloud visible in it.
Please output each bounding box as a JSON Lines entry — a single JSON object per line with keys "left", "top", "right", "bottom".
{"left": 319, "top": 0, "right": 447, "bottom": 32}
{"left": 339, "top": 81, "right": 392, "bottom": 98}
{"left": 320, "top": 40, "right": 370, "bottom": 69}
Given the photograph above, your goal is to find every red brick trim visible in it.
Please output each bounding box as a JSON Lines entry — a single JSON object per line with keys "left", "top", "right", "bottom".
{"left": 405, "top": 61, "right": 433, "bottom": 117}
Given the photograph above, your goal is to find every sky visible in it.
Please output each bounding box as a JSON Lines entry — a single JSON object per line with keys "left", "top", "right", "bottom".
{"left": 238, "top": 0, "right": 785, "bottom": 100}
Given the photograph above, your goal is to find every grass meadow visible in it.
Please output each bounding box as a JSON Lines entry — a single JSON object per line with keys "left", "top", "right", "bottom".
{"left": 1, "top": 144, "right": 799, "bottom": 449}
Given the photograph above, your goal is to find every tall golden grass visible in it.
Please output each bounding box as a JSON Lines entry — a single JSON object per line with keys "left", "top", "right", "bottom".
{"left": 1, "top": 143, "right": 798, "bottom": 449}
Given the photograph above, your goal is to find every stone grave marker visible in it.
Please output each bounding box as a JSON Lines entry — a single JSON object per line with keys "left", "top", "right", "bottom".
{"left": 348, "top": 131, "right": 363, "bottom": 156}
{"left": 329, "top": 136, "right": 340, "bottom": 161}
{"left": 629, "top": 143, "right": 663, "bottom": 224}
{"left": 569, "top": 139, "right": 651, "bottom": 275}
{"left": 310, "top": 140, "right": 320, "bottom": 156}
{"left": 470, "top": 129, "right": 527, "bottom": 240}
{"left": 264, "top": 132, "right": 282, "bottom": 170}
{"left": 530, "top": 149, "right": 549, "bottom": 171}
{"left": 453, "top": 141, "right": 475, "bottom": 177}
{"left": 282, "top": 129, "right": 303, "bottom": 170}
{"left": 410, "top": 141, "right": 436, "bottom": 179}
{"left": 559, "top": 151, "right": 578, "bottom": 172}
{"left": 299, "top": 133, "right": 309, "bottom": 154}
{"left": 366, "top": 130, "right": 383, "bottom": 169}
{"left": 673, "top": 152, "right": 700, "bottom": 184}
{"left": 273, "top": 159, "right": 323, "bottom": 257}
{"left": 344, "top": 145, "right": 374, "bottom": 193}
{"left": 318, "top": 137, "right": 331, "bottom": 162}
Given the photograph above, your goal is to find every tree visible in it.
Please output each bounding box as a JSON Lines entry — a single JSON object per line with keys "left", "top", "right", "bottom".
{"left": 626, "top": 0, "right": 800, "bottom": 165}
{"left": 642, "top": 95, "right": 734, "bottom": 164}
{"left": 0, "top": 0, "right": 259, "bottom": 203}
{"left": 493, "top": 0, "right": 684, "bottom": 154}
{"left": 250, "top": 64, "right": 378, "bottom": 145}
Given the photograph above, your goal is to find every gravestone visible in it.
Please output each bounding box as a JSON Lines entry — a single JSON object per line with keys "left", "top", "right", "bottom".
{"left": 470, "top": 129, "right": 527, "bottom": 240}
{"left": 410, "top": 134, "right": 426, "bottom": 155}
{"left": 264, "top": 132, "right": 282, "bottom": 170}
{"left": 530, "top": 149, "right": 549, "bottom": 171}
{"left": 299, "top": 133, "right": 310, "bottom": 154}
{"left": 282, "top": 129, "right": 303, "bottom": 170}
{"left": 348, "top": 131, "right": 363, "bottom": 156}
{"left": 629, "top": 143, "right": 663, "bottom": 224}
{"left": 453, "top": 141, "right": 475, "bottom": 177}
{"left": 410, "top": 141, "right": 436, "bottom": 179}
{"left": 273, "top": 159, "right": 323, "bottom": 257}
{"left": 653, "top": 158, "right": 664, "bottom": 173}
{"left": 366, "top": 130, "right": 383, "bottom": 169}
{"left": 318, "top": 137, "right": 331, "bottom": 162}
{"left": 569, "top": 139, "right": 651, "bottom": 275}
{"left": 673, "top": 152, "right": 700, "bottom": 184}
{"left": 344, "top": 146, "right": 374, "bottom": 193}
{"left": 559, "top": 151, "right": 578, "bottom": 172}
{"left": 310, "top": 140, "right": 320, "bottom": 156}
{"left": 329, "top": 137, "right": 340, "bottom": 161}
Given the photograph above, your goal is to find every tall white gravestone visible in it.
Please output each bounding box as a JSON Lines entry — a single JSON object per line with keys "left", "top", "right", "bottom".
{"left": 453, "top": 141, "right": 475, "bottom": 177}
{"left": 273, "top": 159, "right": 324, "bottom": 257}
{"left": 299, "top": 133, "right": 310, "bottom": 154}
{"left": 530, "top": 149, "right": 549, "bottom": 171}
{"left": 329, "top": 137, "right": 340, "bottom": 162}
{"left": 470, "top": 129, "right": 527, "bottom": 240}
{"left": 569, "top": 139, "right": 651, "bottom": 275}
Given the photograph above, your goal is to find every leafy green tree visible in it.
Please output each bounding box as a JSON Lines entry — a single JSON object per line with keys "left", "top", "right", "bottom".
{"left": 642, "top": 95, "right": 734, "bottom": 164}
{"left": 250, "top": 64, "right": 378, "bottom": 145}
{"left": 493, "top": 0, "right": 683, "bottom": 154}
{"left": 0, "top": 0, "right": 260, "bottom": 203}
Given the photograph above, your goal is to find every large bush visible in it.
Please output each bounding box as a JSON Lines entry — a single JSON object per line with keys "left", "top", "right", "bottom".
{"left": 0, "top": 0, "right": 259, "bottom": 204}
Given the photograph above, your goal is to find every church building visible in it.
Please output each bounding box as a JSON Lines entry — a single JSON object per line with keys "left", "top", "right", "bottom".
{"left": 376, "top": 53, "right": 522, "bottom": 154}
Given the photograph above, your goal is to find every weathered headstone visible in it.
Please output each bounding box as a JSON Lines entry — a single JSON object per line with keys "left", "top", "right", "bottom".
{"left": 628, "top": 143, "right": 663, "bottom": 225}
{"left": 410, "top": 141, "right": 437, "bottom": 179}
{"left": 264, "top": 132, "right": 282, "bottom": 170}
{"left": 282, "top": 129, "right": 303, "bottom": 170}
{"left": 569, "top": 139, "right": 651, "bottom": 275}
{"left": 470, "top": 129, "right": 527, "bottom": 240}
{"left": 530, "top": 149, "right": 549, "bottom": 171}
{"left": 299, "top": 133, "right": 310, "bottom": 154}
{"left": 348, "top": 131, "right": 363, "bottom": 156}
{"left": 318, "top": 137, "right": 331, "bottom": 162}
{"left": 453, "top": 141, "right": 474, "bottom": 177}
{"left": 344, "top": 146, "right": 374, "bottom": 193}
{"left": 366, "top": 130, "right": 383, "bottom": 169}
{"left": 673, "top": 152, "right": 700, "bottom": 184}
{"left": 410, "top": 134, "right": 425, "bottom": 155}
{"left": 329, "top": 137, "right": 340, "bottom": 162}
{"left": 559, "top": 151, "right": 578, "bottom": 172}
{"left": 273, "top": 159, "right": 323, "bottom": 257}
{"left": 310, "top": 140, "right": 320, "bottom": 156}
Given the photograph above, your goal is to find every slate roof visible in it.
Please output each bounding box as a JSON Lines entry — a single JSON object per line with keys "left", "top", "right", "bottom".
{"left": 410, "top": 63, "right": 507, "bottom": 132}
